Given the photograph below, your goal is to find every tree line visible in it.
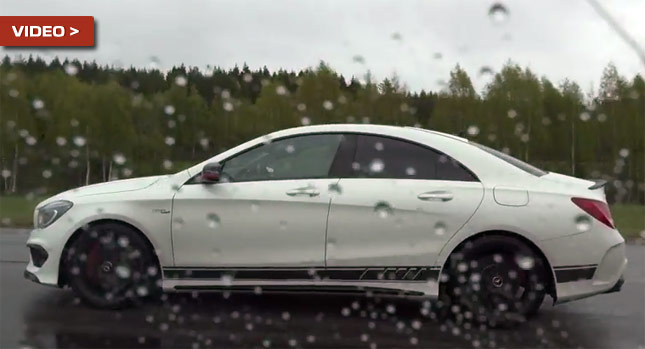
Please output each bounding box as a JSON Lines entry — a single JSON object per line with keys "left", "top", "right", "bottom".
{"left": 0, "top": 56, "right": 643, "bottom": 203}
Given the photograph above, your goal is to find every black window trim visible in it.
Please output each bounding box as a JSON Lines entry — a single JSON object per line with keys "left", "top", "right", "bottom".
{"left": 185, "top": 131, "right": 480, "bottom": 184}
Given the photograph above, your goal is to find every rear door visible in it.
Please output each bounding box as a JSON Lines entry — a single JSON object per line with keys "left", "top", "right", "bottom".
{"left": 326, "top": 134, "right": 484, "bottom": 271}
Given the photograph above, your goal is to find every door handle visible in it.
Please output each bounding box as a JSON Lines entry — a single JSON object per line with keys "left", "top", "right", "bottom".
{"left": 286, "top": 188, "right": 320, "bottom": 197}
{"left": 417, "top": 191, "right": 453, "bottom": 202}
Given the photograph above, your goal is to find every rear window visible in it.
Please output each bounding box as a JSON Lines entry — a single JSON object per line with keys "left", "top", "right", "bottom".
{"left": 471, "top": 142, "right": 548, "bottom": 177}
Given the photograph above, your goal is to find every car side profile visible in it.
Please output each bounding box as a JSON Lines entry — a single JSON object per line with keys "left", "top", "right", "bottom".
{"left": 24, "top": 124, "right": 627, "bottom": 325}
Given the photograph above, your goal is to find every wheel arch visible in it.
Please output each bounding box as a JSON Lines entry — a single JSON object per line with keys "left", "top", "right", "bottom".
{"left": 439, "top": 230, "right": 557, "bottom": 300}
{"left": 58, "top": 218, "right": 161, "bottom": 287}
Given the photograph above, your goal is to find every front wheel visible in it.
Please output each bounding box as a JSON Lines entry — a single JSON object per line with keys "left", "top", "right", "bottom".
{"left": 64, "top": 222, "right": 161, "bottom": 309}
{"left": 441, "top": 236, "right": 547, "bottom": 327}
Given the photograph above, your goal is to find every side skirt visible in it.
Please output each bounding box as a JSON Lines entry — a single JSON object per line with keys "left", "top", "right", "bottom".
{"left": 161, "top": 266, "right": 441, "bottom": 297}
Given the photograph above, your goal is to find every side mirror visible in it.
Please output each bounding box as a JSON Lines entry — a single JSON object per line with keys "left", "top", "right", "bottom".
{"left": 202, "top": 162, "right": 222, "bottom": 183}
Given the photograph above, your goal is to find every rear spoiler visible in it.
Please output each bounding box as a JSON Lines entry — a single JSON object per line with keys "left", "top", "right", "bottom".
{"left": 588, "top": 179, "right": 607, "bottom": 190}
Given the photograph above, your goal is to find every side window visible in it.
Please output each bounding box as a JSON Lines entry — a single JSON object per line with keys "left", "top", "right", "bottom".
{"left": 352, "top": 135, "right": 476, "bottom": 181}
{"left": 221, "top": 134, "right": 344, "bottom": 182}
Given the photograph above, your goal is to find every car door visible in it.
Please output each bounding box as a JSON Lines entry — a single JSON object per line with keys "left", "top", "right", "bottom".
{"left": 172, "top": 133, "right": 345, "bottom": 267}
{"left": 326, "top": 134, "right": 484, "bottom": 272}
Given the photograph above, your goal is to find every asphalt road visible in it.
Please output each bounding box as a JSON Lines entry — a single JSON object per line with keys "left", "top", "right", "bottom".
{"left": 1, "top": 229, "right": 643, "bottom": 349}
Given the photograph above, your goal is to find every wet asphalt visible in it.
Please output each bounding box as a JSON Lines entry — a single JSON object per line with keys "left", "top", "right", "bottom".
{"left": 1, "top": 229, "right": 643, "bottom": 349}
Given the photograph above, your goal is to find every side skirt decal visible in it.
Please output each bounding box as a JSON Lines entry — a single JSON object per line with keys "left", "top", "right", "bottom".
{"left": 163, "top": 266, "right": 441, "bottom": 282}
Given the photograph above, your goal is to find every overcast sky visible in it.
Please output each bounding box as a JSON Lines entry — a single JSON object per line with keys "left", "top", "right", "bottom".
{"left": 2, "top": 0, "right": 644, "bottom": 93}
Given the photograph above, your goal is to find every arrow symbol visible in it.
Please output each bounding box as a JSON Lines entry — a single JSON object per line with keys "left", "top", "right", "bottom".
{"left": 70, "top": 27, "right": 79, "bottom": 36}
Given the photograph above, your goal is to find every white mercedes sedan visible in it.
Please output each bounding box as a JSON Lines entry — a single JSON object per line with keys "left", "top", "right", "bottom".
{"left": 24, "top": 124, "right": 626, "bottom": 325}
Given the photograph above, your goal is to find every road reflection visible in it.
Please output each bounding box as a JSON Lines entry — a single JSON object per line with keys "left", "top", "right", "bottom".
{"left": 21, "top": 290, "right": 581, "bottom": 348}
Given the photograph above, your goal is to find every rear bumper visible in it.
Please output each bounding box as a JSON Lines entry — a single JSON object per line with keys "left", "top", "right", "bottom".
{"left": 541, "top": 227, "right": 627, "bottom": 304}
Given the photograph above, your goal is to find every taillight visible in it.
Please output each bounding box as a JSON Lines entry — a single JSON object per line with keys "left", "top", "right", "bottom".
{"left": 571, "top": 197, "right": 615, "bottom": 229}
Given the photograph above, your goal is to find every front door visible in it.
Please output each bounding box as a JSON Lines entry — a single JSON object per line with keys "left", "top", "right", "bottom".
{"left": 172, "top": 133, "right": 346, "bottom": 267}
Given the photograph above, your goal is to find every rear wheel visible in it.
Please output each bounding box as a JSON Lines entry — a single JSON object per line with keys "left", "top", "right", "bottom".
{"left": 64, "top": 222, "right": 161, "bottom": 309}
{"left": 441, "top": 236, "right": 547, "bottom": 327}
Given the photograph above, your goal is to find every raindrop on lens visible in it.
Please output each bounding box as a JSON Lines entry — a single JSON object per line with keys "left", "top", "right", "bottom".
{"left": 467, "top": 125, "right": 480, "bottom": 136}
{"left": 488, "top": 3, "right": 509, "bottom": 24}
{"left": 575, "top": 215, "right": 592, "bottom": 232}
{"left": 164, "top": 105, "right": 175, "bottom": 115}
{"left": 32, "top": 99, "right": 45, "bottom": 110}
{"left": 516, "top": 255, "right": 535, "bottom": 270}
{"left": 115, "top": 266, "right": 131, "bottom": 279}
{"left": 207, "top": 213, "right": 221, "bottom": 229}
{"left": 322, "top": 100, "right": 333, "bottom": 110}
{"left": 174, "top": 75, "right": 187, "bottom": 86}
{"left": 434, "top": 222, "right": 447, "bottom": 236}
{"left": 300, "top": 116, "right": 311, "bottom": 126}
{"left": 165, "top": 136, "right": 175, "bottom": 146}
{"left": 42, "top": 169, "right": 52, "bottom": 179}
{"left": 369, "top": 159, "right": 384, "bottom": 173}
{"left": 73, "top": 136, "right": 86, "bottom": 147}
{"left": 113, "top": 153, "right": 126, "bottom": 165}
{"left": 275, "top": 86, "right": 287, "bottom": 95}
{"left": 619, "top": 148, "right": 629, "bottom": 158}
{"left": 64, "top": 64, "right": 78, "bottom": 76}
{"left": 56, "top": 137, "right": 67, "bottom": 146}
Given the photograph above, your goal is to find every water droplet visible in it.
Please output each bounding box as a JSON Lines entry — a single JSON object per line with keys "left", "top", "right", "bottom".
{"left": 374, "top": 142, "right": 384, "bottom": 151}
{"left": 243, "top": 73, "right": 253, "bottom": 83}
{"left": 279, "top": 220, "right": 288, "bottom": 230}
{"left": 25, "top": 136, "right": 37, "bottom": 146}
{"left": 488, "top": 3, "right": 509, "bottom": 24}
{"left": 322, "top": 100, "right": 333, "bottom": 110}
{"left": 507, "top": 109, "right": 517, "bottom": 119}
{"left": 115, "top": 265, "right": 131, "bottom": 279}
{"left": 163, "top": 160, "right": 173, "bottom": 170}
{"left": 619, "top": 148, "right": 630, "bottom": 158}
{"left": 467, "top": 125, "right": 480, "bottom": 136}
{"left": 275, "top": 86, "right": 287, "bottom": 95}
{"left": 575, "top": 215, "right": 592, "bottom": 232}
{"left": 297, "top": 103, "right": 307, "bottom": 112}
{"left": 374, "top": 201, "right": 392, "bottom": 219}
{"left": 136, "top": 286, "right": 149, "bottom": 296}
{"left": 341, "top": 307, "right": 351, "bottom": 316}
{"left": 285, "top": 144, "right": 296, "bottom": 153}
{"left": 281, "top": 311, "right": 291, "bottom": 321}
{"left": 42, "top": 169, "right": 52, "bottom": 179}
{"left": 352, "top": 55, "right": 365, "bottom": 64}
{"left": 207, "top": 213, "right": 221, "bottom": 229}
{"left": 56, "top": 136, "right": 67, "bottom": 146}
{"left": 73, "top": 136, "right": 86, "bottom": 147}
{"left": 406, "top": 167, "right": 416, "bottom": 176}
{"left": 434, "top": 222, "right": 446, "bottom": 236}
{"left": 165, "top": 136, "right": 175, "bottom": 146}
{"left": 113, "top": 153, "right": 126, "bottom": 165}
{"left": 391, "top": 32, "right": 402, "bottom": 41}
{"left": 386, "top": 304, "right": 396, "bottom": 314}
{"left": 306, "top": 335, "right": 316, "bottom": 343}
{"left": 516, "top": 255, "right": 535, "bottom": 270}
{"left": 164, "top": 105, "right": 175, "bottom": 115}
{"left": 1, "top": 170, "right": 10, "bottom": 178}
{"left": 328, "top": 183, "right": 343, "bottom": 194}
{"left": 117, "top": 236, "right": 130, "bottom": 247}
{"left": 479, "top": 66, "right": 494, "bottom": 77}
{"left": 579, "top": 112, "right": 591, "bottom": 121}
{"left": 174, "top": 75, "right": 187, "bottom": 87}
{"left": 64, "top": 64, "right": 78, "bottom": 76}
{"left": 411, "top": 320, "right": 422, "bottom": 330}
{"left": 32, "top": 99, "right": 45, "bottom": 110}
{"left": 8, "top": 89, "right": 19, "bottom": 98}
{"left": 300, "top": 116, "right": 311, "bottom": 126}
{"left": 410, "top": 337, "right": 419, "bottom": 345}
{"left": 369, "top": 159, "right": 384, "bottom": 173}
{"left": 223, "top": 101, "right": 234, "bottom": 111}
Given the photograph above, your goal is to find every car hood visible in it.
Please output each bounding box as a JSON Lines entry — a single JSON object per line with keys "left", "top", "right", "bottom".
{"left": 58, "top": 175, "right": 164, "bottom": 198}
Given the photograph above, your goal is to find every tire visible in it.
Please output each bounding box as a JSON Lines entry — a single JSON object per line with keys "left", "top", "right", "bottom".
{"left": 64, "top": 222, "right": 161, "bottom": 309}
{"left": 440, "top": 235, "right": 547, "bottom": 327}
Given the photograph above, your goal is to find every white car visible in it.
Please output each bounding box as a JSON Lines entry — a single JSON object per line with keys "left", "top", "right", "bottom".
{"left": 25, "top": 124, "right": 626, "bottom": 325}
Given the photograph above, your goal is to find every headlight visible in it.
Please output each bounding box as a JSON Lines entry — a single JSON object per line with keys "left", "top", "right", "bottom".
{"left": 36, "top": 200, "right": 73, "bottom": 229}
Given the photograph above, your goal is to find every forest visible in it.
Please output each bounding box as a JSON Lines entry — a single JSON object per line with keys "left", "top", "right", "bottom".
{"left": 0, "top": 55, "right": 643, "bottom": 204}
